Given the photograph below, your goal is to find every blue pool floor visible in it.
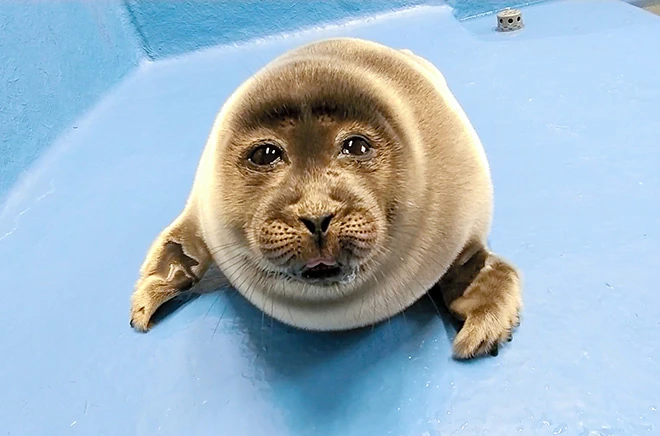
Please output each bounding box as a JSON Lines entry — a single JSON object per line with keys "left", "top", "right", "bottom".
{"left": 1, "top": 0, "right": 660, "bottom": 434}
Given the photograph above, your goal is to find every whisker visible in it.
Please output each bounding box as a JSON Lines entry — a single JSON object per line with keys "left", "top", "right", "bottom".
{"left": 213, "top": 250, "right": 251, "bottom": 276}
{"left": 377, "top": 267, "right": 408, "bottom": 329}
{"left": 207, "top": 240, "right": 245, "bottom": 256}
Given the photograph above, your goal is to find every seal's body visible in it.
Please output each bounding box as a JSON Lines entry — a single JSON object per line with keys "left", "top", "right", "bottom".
{"left": 129, "top": 38, "right": 522, "bottom": 359}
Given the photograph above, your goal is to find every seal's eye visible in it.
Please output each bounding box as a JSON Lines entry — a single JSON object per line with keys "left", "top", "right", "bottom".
{"left": 341, "top": 136, "right": 372, "bottom": 158}
{"left": 248, "top": 143, "right": 283, "bottom": 166}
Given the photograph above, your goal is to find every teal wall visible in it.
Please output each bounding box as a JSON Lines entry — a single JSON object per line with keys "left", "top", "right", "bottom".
{"left": 0, "top": 0, "right": 141, "bottom": 199}
{"left": 123, "top": 0, "right": 443, "bottom": 60}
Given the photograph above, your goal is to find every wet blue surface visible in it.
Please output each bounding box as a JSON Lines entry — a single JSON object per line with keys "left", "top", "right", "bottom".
{"left": 447, "top": 0, "right": 548, "bottom": 19}
{"left": 0, "top": 0, "right": 140, "bottom": 203}
{"left": 1, "top": 0, "right": 660, "bottom": 434}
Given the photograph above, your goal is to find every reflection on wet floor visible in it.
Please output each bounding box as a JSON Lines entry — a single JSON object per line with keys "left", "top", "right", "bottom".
{"left": 627, "top": 0, "right": 660, "bottom": 15}
{"left": 646, "top": 5, "right": 660, "bottom": 14}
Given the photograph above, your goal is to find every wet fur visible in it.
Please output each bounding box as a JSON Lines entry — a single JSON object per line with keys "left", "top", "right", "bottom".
{"left": 129, "top": 38, "right": 522, "bottom": 359}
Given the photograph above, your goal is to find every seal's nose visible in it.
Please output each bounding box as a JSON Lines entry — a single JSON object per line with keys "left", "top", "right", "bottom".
{"left": 300, "top": 214, "right": 334, "bottom": 235}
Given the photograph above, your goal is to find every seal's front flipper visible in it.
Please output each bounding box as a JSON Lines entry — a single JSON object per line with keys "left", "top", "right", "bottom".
{"left": 437, "top": 245, "right": 522, "bottom": 359}
{"left": 129, "top": 214, "right": 211, "bottom": 332}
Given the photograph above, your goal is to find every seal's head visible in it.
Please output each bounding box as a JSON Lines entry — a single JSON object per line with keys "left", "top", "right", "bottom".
{"left": 204, "top": 44, "right": 417, "bottom": 304}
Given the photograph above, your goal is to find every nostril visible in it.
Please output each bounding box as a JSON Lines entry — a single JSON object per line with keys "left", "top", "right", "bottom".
{"left": 320, "top": 214, "right": 333, "bottom": 233}
{"left": 300, "top": 217, "right": 317, "bottom": 234}
{"left": 299, "top": 214, "right": 334, "bottom": 235}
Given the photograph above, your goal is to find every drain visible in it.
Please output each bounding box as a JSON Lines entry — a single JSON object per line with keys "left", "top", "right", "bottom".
{"left": 497, "top": 8, "right": 524, "bottom": 32}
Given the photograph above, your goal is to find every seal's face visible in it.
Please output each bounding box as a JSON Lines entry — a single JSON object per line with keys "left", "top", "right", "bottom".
{"left": 219, "top": 81, "right": 403, "bottom": 290}
{"left": 238, "top": 113, "right": 395, "bottom": 287}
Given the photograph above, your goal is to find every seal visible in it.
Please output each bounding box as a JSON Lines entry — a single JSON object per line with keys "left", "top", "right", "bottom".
{"left": 129, "top": 37, "right": 522, "bottom": 359}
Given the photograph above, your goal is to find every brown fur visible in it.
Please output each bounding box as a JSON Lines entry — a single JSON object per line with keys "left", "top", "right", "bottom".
{"left": 129, "top": 38, "right": 522, "bottom": 359}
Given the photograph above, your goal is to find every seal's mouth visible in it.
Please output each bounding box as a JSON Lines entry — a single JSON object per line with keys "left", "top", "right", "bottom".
{"left": 301, "top": 264, "right": 343, "bottom": 281}
{"left": 298, "top": 258, "right": 345, "bottom": 283}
